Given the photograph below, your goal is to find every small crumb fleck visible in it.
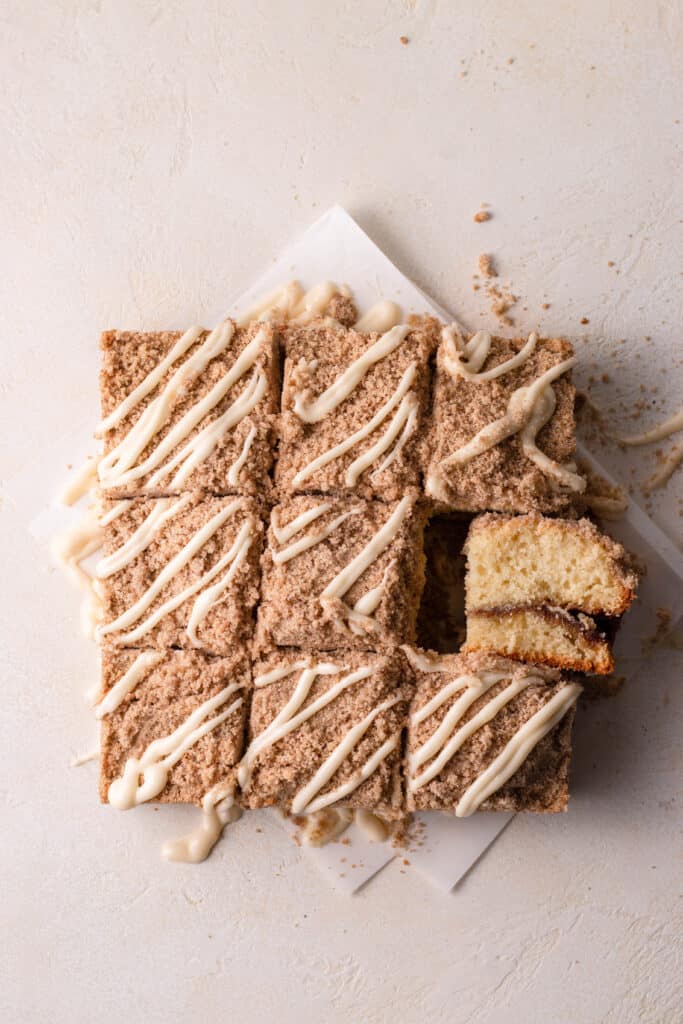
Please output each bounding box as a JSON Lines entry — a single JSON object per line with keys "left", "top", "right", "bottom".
{"left": 541, "top": 302, "right": 551, "bottom": 310}
{"left": 478, "top": 253, "right": 497, "bottom": 277}
{"left": 474, "top": 210, "right": 491, "bottom": 223}
{"left": 400, "top": 35, "right": 409, "bottom": 46}
{"left": 581, "top": 317, "right": 590, "bottom": 325}
{"left": 607, "top": 260, "right": 615, "bottom": 267}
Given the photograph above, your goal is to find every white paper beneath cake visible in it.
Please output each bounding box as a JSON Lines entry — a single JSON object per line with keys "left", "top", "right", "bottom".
{"left": 16, "top": 204, "right": 683, "bottom": 895}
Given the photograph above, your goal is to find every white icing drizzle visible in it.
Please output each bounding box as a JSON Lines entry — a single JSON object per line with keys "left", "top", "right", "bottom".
{"left": 271, "top": 507, "right": 362, "bottom": 565}
{"left": 271, "top": 501, "right": 332, "bottom": 544}
{"left": 292, "top": 698, "right": 401, "bottom": 815}
{"left": 95, "top": 494, "right": 193, "bottom": 578}
{"left": 291, "top": 362, "right": 418, "bottom": 488}
{"left": 51, "top": 511, "right": 103, "bottom": 591}
{"left": 614, "top": 406, "right": 683, "bottom": 446}
{"left": 300, "top": 807, "right": 354, "bottom": 847}
{"left": 238, "top": 662, "right": 374, "bottom": 791}
{"left": 648, "top": 440, "right": 683, "bottom": 489}
{"left": 354, "top": 809, "right": 391, "bottom": 843}
{"left": 442, "top": 326, "right": 537, "bottom": 381}
{"left": 95, "top": 650, "right": 165, "bottom": 719}
{"left": 409, "top": 673, "right": 527, "bottom": 792}
{"left": 96, "top": 326, "right": 204, "bottom": 436}
{"left": 427, "top": 356, "right": 586, "bottom": 498}
{"left": 355, "top": 301, "right": 402, "bottom": 333}
{"left": 162, "top": 781, "right": 242, "bottom": 864}
{"left": 60, "top": 458, "right": 99, "bottom": 506}
{"left": 108, "top": 684, "right": 244, "bottom": 809}
{"left": 227, "top": 424, "right": 257, "bottom": 486}
{"left": 185, "top": 517, "right": 254, "bottom": 646}
{"left": 319, "top": 496, "right": 411, "bottom": 632}
{"left": 455, "top": 683, "right": 581, "bottom": 816}
{"left": 97, "top": 499, "right": 249, "bottom": 645}
{"left": 401, "top": 646, "right": 451, "bottom": 673}
{"left": 291, "top": 325, "right": 411, "bottom": 423}
{"left": 98, "top": 326, "right": 268, "bottom": 492}
{"left": 70, "top": 748, "right": 100, "bottom": 767}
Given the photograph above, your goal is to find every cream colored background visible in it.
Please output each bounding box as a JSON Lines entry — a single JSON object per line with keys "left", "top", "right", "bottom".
{"left": 1, "top": 3, "right": 681, "bottom": 1022}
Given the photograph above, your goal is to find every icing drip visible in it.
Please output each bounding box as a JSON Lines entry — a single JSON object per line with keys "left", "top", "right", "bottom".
{"left": 237, "top": 281, "right": 339, "bottom": 326}
{"left": 162, "top": 782, "right": 242, "bottom": 864}
{"left": 98, "top": 326, "right": 268, "bottom": 492}
{"left": 320, "top": 496, "right": 411, "bottom": 633}
{"left": 614, "top": 406, "right": 683, "bottom": 446}
{"left": 60, "top": 458, "right": 99, "bottom": 506}
{"left": 238, "top": 662, "right": 373, "bottom": 791}
{"left": 355, "top": 301, "right": 402, "bottom": 333}
{"left": 401, "top": 646, "right": 451, "bottom": 673}
{"left": 427, "top": 356, "right": 586, "bottom": 498}
{"left": 455, "top": 683, "right": 581, "bottom": 816}
{"left": 108, "top": 684, "right": 244, "bottom": 809}
{"left": 291, "top": 362, "right": 418, "bottom": 488}
{"left": 354, "top": 809, "right": 391, "bottom": 843}
{"left": 300, "top": 808, "right": 354, "bottom": 847}
{"left": 97, "top": 499, "right": 251, "bottom": 646}
{"left": 292, "top": 697, "right": 401, "bottom": 815}
{"left": 442, "top": 326, "right": 537, "bottom": 381}
{"left": 70, "top": 748, "right": 100, "bottom": 767}
{"left": 291, "top": 325, "right": 411, "bottom": 423}
{"left": 648, "top": 440, "right": 683, "bottom": 489}
{"left": 95, "top": 650, "right": 165, "bottom": 718}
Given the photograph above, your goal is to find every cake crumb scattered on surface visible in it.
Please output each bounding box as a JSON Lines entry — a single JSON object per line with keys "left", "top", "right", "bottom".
{"left": 400, "top": 35, "right": 409, "bottom": 45}
{"left": 581, "top": 317, "right": 590, "bottom": 325}
{"left": 478, "top": 253, "right": 497, "bottom": 278}
{"left": 474, "top": 210, "right": 491, "bottom": 222}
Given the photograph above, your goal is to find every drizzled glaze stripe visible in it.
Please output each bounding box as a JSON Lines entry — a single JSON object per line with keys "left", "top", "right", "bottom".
{"left": 291, "top": 362, "right": 418, "bottom": 488}
{"left": 95, "top": 494, "right": 193, "bottom": 578}
{"left": 95, "top": 650, "right": 165, "bottom": 719}
{"left": 456, "top": 683, "right": 581, "bottom": 816}
{"left": 108, "top": 683, "right": 244, "bottom": 809}
{"left": 427, "top": 356, "right": 585, "bottom": 498}
{"left": 291, "top": 325, "right": 411, "bottom": 423}
{"left": 98, "top": 325, "right": 269, "bottom": 492}
{"left": 442, "top": 326, "right": 538, "bottom": 382}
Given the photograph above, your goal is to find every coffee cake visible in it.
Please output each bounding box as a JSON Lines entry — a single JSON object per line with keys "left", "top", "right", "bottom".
{"left": 404, "top": 648, "right": 580, "bottom": 814}
{"left": 258, "top": 494, "right": 427, "bottom": 650}
{"left": 425, "top": 327, "right": 584, "bottom": 513}
{"left": 99, "top": 647, "right": 250, "bottom": 807}
{"left": 97, "top": 494, "right": 262, "bottom": 654}
{"left": 240, "top": 648, "right": 412, "bottom": 818}
{"left": 276, "top": 317, "right": 437, "bottom": 501}
{"left": 98, "top": 319, "right": 279, "bottom": 498}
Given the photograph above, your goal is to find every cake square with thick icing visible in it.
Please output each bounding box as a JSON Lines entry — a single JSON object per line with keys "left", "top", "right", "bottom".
{"left": 276, "top": 317, "right": 437, "bottom": 501}
{"left": 97, "top": 494, "right": 263, "bottom": 654}
{"left": 424, "top": 328, "right": 582, "bottom": 513}
{"left": 98, "top": 319, "right": 279, "bottom": 498}
{"left": 240, "top": 648, "right": 412, "bottom": 819}
{"left": 404, "top": 648, "right": 580, "bottom": 814}
{"left": 258, "top": 494, "right": 428, "bottom": 651}
{"left": 99, "top": 647, "right": 250, "bottom": 807}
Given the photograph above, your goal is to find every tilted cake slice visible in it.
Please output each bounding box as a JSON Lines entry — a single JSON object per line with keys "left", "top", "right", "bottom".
{"left": 240, "top": 648, "right": 413, "bottom": 822}
{"left": 462, "top": 513, "right": 639, "bottom": 674}
{"left": 98, "top": 320, "right": 279, "bottom": 498}
{"left": 276, "top": 316, "right": 437, "bottom": 501}
{"left": 424, "top": 326, "right": 585, "bottom": 514}
{"left": 404, "top": 648, "right": 581, "bottom": 814}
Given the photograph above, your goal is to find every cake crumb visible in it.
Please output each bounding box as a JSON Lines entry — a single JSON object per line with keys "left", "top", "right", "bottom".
{"left": 478, "top": 253, "right": 497, "bottom": 278}
{"left": 474, "top": 210, "right": 491, "bottom": 222}
{"left": 400, "top": 35, "right": 409, "bottom": 46}
{"left": 581, "top": 317, "right": 590, "bottom": 325}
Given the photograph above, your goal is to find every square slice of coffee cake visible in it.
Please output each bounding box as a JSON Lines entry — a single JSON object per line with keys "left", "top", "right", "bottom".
{"left": 277, "top": 317, "right": 437, "bottom": 501}
{"left": 258, "top": 495, "right": 427, "bottom": 651}
{"left": 98, "top": 319, "right": 279, "bottom": 498}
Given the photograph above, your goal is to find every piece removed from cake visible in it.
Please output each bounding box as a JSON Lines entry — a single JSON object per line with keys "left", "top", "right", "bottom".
{"left": 462, "top": 513, "right": 638, "bottom": 674}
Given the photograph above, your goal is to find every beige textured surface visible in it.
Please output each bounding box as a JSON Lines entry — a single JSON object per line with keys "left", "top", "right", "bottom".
{"left": 2, "top": 4, "right": 682, "bottom": 1023}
